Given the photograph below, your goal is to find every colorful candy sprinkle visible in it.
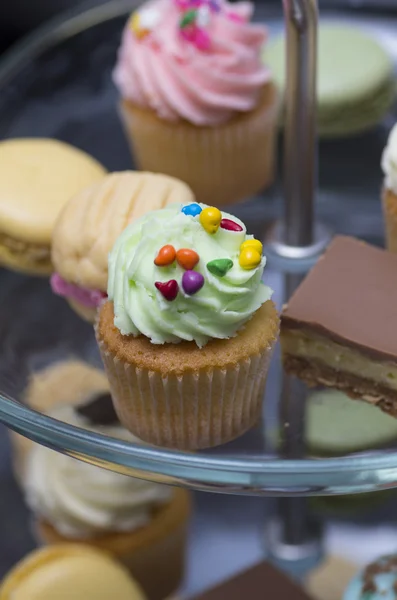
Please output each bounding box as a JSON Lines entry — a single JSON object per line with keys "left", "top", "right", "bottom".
{"left": 130, "top": 8, "right": 160, "bottom": 39}
{"left": 175, "top": 0, "right": 201, "bottom": 10}
{"left": 200, "top": 206, "right": 222, "bottom": 234}
{"left": 180, "top": 24, "right": 211, "bottom": 50}
{"left": 181, "top": 203, "right": 202, "bottom": 217}
{"left": 176, "top": 248, "right": 200, "bottom": 270}
{"left": 239, "top": 248, "right": 262, "bottom": 270}
{"left": 196, "top": 4, "right": 211, "bottom": 27}
{"left": 240, "top": 238, "right": 263, "bottom": 254}
{"left": 155, "top": 280, "right": 179, "bottom": 301}
{"left": 180, "top": 8, "right": 197, "bottom": 27}
{"left": 178, "top": 2, "right": 213, "bottom": 50}
{"left": 220, "top": 218, "right": 243, "bottom": 232}
{"left": 154, "top": 245, "right": 176, "bottom": 267}
{"left": 227, "top": 11, "right": 245, "bottom": 23}
{"left": 182, "top": 270, "right": 205, "bottom": 295}
{"left": 207, "top": 258, "right": 233, "bottom": 277}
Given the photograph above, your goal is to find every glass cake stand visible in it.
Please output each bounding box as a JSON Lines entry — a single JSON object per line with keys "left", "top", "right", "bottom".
{"left": 1, "top": 0, "right": 397, "bottom": 578}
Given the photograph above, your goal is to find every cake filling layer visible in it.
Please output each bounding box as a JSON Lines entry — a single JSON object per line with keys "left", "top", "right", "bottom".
{"left": 281, "top": 329, "right": 397, "bottom": 391}
{"left": 0, "top": 233, "right": 50, "bottom": 264}
{"left": 50, "top": 273, "right": 106, "bottom": 308}
{"left": 284, "top": 354, "right": 397, "bottom": 417}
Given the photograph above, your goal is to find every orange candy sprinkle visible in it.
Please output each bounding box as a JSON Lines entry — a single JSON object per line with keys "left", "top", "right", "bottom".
{"left": 176, "top": 248, "right": 200, "bottom": 270}
{"left": 154, "top": 245, "right": 176, "bottom": 267}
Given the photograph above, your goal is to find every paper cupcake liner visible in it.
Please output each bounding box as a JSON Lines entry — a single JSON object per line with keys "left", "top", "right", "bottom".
{"left": 98, "top": 334, "right": 274, "bottom": 450}
{"left": 382, "top": 186, "right": 397, "bottom": 253}
{"left": 119, "top": 84, "right": 278, "bottom": 207}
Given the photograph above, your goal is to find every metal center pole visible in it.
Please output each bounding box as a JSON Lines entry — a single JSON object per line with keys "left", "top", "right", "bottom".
{"left": 283, "top": 0, "right": 317, "bottom": 247}
{"left": 265, "top": 0, "right": 329, "bottom": 580}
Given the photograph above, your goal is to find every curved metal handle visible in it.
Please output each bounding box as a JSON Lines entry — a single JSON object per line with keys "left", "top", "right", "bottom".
{"left": 266, "top": 2, "right": 321, "bottom": 571}
{"left": 282, "top": 0, "right": 318, "bottom": 247}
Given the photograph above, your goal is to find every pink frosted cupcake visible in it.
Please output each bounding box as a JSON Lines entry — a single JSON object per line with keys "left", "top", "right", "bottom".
{"left": 113, "top": 0, "right": 278, "bottom": 207}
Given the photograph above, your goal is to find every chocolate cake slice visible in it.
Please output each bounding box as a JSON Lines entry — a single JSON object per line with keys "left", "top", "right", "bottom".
{"left": 281, "top": 236, "right": 397, "bottom": 417}
{"left": 190, "top": 560, "right": 313, "bottom": 600}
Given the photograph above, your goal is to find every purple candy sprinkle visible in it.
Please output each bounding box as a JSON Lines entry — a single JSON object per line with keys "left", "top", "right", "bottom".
{"left": 182, "top": 270, "right": 204, "bottom": 295}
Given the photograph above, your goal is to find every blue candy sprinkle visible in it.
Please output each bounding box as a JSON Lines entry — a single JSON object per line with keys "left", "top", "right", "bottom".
{"left": 181, "top": 203, "right": 202, "bottom": 217}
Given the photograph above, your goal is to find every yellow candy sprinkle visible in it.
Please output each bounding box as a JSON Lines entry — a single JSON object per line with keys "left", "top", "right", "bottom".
{"left": 200, "top": 207, "right": 222, "bottom": 234}
{"left": 240, "top": 238, "right": 263, "bottom": 255}
{"left": 130, "top": 13, "right": 141, "bottom": 34}
{"left": 129, "top": 12, "right": 149, "bottom": 39}
{"left": 239, "top": 247, "right": 261, "bottom": 270}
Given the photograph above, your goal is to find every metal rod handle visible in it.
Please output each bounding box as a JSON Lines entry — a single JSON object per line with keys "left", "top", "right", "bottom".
{"left": 266, "top": 1, "right": 322, "bottom": 578}
{"left": 283, "top": 0, "right": 318, "bottom": 247}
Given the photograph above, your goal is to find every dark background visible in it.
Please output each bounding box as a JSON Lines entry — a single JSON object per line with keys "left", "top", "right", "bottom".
{"left": 1, "top": 0, "right": 397, "bottom": 52}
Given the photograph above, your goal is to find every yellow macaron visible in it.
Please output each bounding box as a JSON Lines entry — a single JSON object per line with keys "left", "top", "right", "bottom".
{"left": 0, "top": 138, "right": 106, "bottom": 275}
{"left": 0, "top": 545, "right": 147, "bottom": 600}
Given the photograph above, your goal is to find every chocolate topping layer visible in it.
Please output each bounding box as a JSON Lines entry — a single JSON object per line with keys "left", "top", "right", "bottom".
{"left": 190, "top": 561, "right": 313, "bottom": 600}
{"left": 281, "top": 236, "right": 397, "bottom": 363}
{"left": 75, "top": 392, "right": 119, "bottom": 426}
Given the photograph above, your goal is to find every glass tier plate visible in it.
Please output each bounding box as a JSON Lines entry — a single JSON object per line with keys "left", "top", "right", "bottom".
{"left": 1, "top": 0, "right": 397, "bottom": 496}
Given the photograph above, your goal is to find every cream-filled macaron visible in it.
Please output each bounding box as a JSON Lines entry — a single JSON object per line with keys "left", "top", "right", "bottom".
{"left": 0, "top": 138, "right": 106, "bottom": 275}
{"left": 0, "top": 545, "right": 147, "bottom": 600}
{"left": 51, "top": 171, "right": 195, "bottom": 322}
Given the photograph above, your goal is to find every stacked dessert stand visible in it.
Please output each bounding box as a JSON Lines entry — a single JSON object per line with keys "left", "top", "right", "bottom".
{"left": 0, "top": 0, "right": 396, "bottom": 585}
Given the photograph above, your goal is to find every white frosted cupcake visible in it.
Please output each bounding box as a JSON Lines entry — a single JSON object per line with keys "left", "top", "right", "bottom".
{"left": 113, "top": 0, "right": 278, "bottom": 206}
{"left": 9, "top": 359, "right": 111, "bottom": 485}
{"left": 24, "top": 406, "right": 191, "bottom": 600}
{"left": 382, "top": 123, "right": 397, "bottom": 253}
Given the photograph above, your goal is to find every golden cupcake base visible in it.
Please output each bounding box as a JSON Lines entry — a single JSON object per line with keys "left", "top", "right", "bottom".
{"left": 119, "top": 84, "right": 279, "bottom": 208}
{"left": 97, "top": 300, "right": 279, "bottom": 450}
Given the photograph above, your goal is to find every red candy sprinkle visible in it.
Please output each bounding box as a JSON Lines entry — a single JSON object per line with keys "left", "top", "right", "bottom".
{"left": 220, "top": 218, "right": 243, "bottom": 232}
{"left": 155, "top": 280, "right": 179, "bottom": 301}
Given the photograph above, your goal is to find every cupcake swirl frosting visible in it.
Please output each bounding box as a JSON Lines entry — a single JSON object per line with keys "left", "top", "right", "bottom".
{"left": 113, "top": 0, "right": 271, "bottom": 126}
{"left": 382, "top": 123, "right": 397, "bottom": 194}
{"left": 26, "top": 406, "right": 171, "bottom": 538}
{"left": 108, "top": 203, "right": 272, "bottom": 347}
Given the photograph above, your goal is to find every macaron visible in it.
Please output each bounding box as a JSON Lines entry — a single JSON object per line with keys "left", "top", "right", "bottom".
{"left": 307, "top": 389, "right": 397, "bottom": 515}
{"left": 307, "top": 388, "right": 397, "bottom": 456}
{"left": 0, "top": 138, "right": 106, "bottom": 276}
{"left": 51, "top": 171, "right": 195, "bottom": 322}
{"left": 0, "top": 545, "right": 147, "bottom": 600}
{"left": 265, "top": 24, "right": 396, "bottom": 138}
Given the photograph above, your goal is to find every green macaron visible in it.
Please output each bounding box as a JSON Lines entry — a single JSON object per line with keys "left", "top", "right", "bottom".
{"left": 307, "top": 389, "right": 397, "bottom": 515}
{"left": 307, "top": 388, "right": 397, "bottom": 456}
{"left": 264, "top": 24, "right": 396, "bottom": 138}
